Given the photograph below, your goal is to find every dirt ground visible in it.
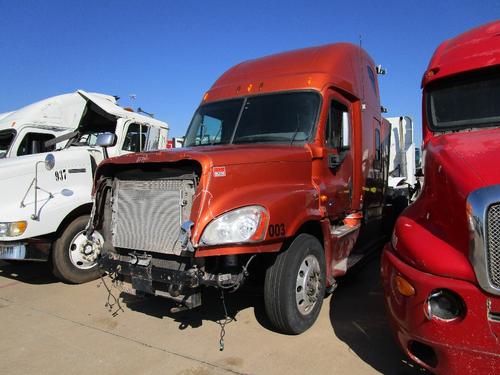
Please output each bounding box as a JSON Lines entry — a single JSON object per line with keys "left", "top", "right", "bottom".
{"left": 0, "top": 256, "right": 424, "bottom": 374}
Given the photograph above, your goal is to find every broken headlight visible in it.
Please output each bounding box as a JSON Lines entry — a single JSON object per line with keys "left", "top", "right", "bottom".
{"left": 200, "top": 205, "right": 269, "bottom": 246}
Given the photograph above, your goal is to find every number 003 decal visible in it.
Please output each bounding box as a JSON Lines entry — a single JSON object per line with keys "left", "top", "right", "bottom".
{"left": 268, "top": 223, "right": 285, "bottom": 237}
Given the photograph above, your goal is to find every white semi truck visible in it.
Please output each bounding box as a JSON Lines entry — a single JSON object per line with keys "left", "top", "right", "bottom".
{"left": 0, "top": 90, "right": 169, "bottom": 283}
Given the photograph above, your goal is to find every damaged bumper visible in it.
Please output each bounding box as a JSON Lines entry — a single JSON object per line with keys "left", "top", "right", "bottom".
{"left": 99, "top": 251, "right": 248, "bottom": 309}
{"left": 381, "top": 246, "right": 500, "bottom": 375}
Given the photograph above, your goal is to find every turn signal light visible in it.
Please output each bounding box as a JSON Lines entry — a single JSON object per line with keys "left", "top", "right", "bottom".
{"left": 394, "top": 274, "right": 415, "bottom": 297}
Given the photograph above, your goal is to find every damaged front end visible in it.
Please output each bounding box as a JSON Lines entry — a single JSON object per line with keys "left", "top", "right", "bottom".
{"left": 87, "top": 161, "right": 254, "bottom": 310}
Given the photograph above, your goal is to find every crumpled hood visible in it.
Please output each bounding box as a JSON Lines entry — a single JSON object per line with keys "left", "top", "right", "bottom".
{"left": 97, "top": 144, "right": 313, "bottom": 176}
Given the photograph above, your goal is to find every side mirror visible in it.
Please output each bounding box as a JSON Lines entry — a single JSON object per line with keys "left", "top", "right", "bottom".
{"left": 96, "top": 133, "right": 117, "bottom": 159}
{"left": 45, "top": 153, "right": 55, "bottom": 170}
{"left": 341, "top": 112, "right": 350, "bottom": 149}
{"left": 96, "top": 133, "right": 117, "bottom": 148}
{"left": 396, "top": 178, "right": 407, "bottom": 187}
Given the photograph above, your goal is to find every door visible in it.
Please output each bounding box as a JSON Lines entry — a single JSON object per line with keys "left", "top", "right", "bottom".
{"left": 323, "top": 91, "right": 354, "bottom": 220}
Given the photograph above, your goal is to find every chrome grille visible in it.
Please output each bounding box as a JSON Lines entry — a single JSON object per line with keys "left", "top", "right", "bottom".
{"left": 111, "top": 179, "right": 194, "bottom": 255}
{"left": 487, "top": 203, "right": 500, "bottom": 287}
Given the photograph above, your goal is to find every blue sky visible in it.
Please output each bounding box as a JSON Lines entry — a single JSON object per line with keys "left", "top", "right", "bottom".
{"left": 0, "top": 1, "right": 498, "bottom": 145}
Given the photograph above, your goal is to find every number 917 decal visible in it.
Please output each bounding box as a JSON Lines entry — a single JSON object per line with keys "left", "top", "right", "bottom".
{"left": 268, "top": 223, "right": 285, "bottom": 237}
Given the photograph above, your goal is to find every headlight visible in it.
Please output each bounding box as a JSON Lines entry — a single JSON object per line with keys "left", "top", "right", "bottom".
{"left": 424, "top": 289, "right": 465, "bottom": 321}
{"left": 200, "top": 206, "right": 269, "bottom": 246}
{"left": 0, "top": 221, "right": 28, "bottom": 237}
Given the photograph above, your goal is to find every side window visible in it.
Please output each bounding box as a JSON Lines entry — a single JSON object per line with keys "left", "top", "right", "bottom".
{"left": 367, "top": 66, "right": 377, "bottom": 95}
{"left": 146, "top": 126, "right": 160, "bottom": 151}
{"left": 326, "top": 100, "right": 350, "bottom": 150}
{"left": 17, "top": 132, "right": 56, "bottom": 156}
{"left": 122, "top": 123, "right": 149, "bottom": 152}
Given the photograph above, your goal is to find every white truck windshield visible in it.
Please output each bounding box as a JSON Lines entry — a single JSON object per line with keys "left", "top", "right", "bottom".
{"left": 0, "top": 130, "right": 15, "bottom": 158}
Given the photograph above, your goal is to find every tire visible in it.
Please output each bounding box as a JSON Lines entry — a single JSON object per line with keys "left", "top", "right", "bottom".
{"left": 264, "top": 233, "right": 326, "bottom": 334}
{"left": 51, "top": 215, "right": 101, "bottom": 284}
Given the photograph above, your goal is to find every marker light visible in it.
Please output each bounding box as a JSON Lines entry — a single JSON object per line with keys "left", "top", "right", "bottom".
{"left": 394, "top": 274, "right": 415, "bottom": 297}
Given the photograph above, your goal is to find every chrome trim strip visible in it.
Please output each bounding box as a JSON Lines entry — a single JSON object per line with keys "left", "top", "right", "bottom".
{"left": 467, "top": 184, "right": 500, "bottom": 295}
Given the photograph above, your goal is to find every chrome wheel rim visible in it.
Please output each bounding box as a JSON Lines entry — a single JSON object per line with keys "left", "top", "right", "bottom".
{"left": 295, "top": 254, "right": 321, "bottom": 315}
{"left": 68, "top": 230, "right": 100, "bottom": 270}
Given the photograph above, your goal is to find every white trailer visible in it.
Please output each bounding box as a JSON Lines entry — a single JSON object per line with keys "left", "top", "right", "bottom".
{"left": 0, "top": 90, "right": 169, "bottom": 283}
{"left": 387, "top": 116, "right": 418, "bottom": 199}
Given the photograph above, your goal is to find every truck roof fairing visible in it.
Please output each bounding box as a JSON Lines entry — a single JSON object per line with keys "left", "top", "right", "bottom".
{"left": 204, "top": 43, "right": 374, "bottom": 103}
{"left": 77, "top": 90, "right": 168, "bottom": 130}
{"left": 422, "top": 20, "right": 500, "bottom": 87}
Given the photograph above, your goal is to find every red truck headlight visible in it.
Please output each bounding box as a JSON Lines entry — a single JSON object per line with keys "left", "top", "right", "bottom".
{"left": 200, "top": 205, "right": 269, "bottom": 246}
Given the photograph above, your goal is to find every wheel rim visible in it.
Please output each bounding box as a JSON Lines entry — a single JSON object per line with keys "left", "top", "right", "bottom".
{"left": 295, "top": 254, "right": 321, "bottom": 315}
{"left": 68, "top": 231, "right": 98, "bottom": 270}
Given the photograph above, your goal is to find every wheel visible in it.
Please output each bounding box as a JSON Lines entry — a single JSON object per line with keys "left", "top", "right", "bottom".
{"left": 51, "top": 215, "right": 102, "bottom": 284}
{"left": 264, "top": 233, "right": 326, "bottom": 334}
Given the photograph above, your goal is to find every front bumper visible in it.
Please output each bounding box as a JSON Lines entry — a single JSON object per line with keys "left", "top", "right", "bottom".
{"left": 0, "top": 240, "right": 50, "bottom": 261}
{"left": 99, "top": 251, "right": 247, "bottom": 309}
{"left": 381, "top": 245, "right": 500, "bottom": 375}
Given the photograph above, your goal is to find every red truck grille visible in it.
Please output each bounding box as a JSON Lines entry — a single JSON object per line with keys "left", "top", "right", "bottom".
{"left": 487, "top": 203, "right": 500, "bottom": 288}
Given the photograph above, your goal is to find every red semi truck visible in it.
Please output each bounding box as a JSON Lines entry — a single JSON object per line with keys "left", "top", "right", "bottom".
{"left": 382, "top": 21, "right": 500, "bottom": 373}
{"left": 87, "top": 43, "right": 391, "bottom": 334}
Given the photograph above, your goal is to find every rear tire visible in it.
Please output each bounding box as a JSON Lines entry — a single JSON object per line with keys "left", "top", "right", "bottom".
{"left": 52, "top": 215, "right": 101, "bottom": 284}
{"left": 264, "top": 233, "right": 326, "bottom": 334}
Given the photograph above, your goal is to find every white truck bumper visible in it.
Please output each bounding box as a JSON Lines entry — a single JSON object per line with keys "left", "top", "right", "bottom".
{"left": 0, "top": 241, "right": 49, "bottom": 261}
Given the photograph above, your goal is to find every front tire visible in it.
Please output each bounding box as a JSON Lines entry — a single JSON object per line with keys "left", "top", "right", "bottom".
{"left": 264, "top": 233, "right": 326, "bottom": 334}
{"left": 51, "top": 215, "right": 101, "bottom": 284}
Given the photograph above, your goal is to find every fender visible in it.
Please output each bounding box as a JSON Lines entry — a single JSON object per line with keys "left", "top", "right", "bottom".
{"left": 0, "top": 148, "right": 95, "bottom": 239}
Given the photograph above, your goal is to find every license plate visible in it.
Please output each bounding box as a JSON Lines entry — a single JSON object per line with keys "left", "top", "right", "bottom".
{"left": 0, "top": 243, "right": 26, "bottom": 260}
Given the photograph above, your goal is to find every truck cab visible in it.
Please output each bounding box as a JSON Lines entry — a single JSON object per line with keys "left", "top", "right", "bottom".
{"left": 382, "top": 21, "right": 500, "bottom": 374}
{"left": 0, "top": 92, "right": 95, "bottom": 158}
{"left": 89, "top": 43, "right": 391, "bottom": 334}
{"left": 0, "top": 90, "right": 169, "bottom": 284}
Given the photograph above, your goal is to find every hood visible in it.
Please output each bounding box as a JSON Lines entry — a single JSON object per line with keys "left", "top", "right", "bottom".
{"left": 395, "top": 127, "right": 500, "bottom": 281}
{"left": 97, "top": 144, "right": 312, "bottom": 176}
{"left": 432, "top": 127, "right": 500, "bottom": 195}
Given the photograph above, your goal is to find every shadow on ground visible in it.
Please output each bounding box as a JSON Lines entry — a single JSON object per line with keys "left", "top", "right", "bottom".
{"left": 112, "top": 256, "right": 424, "bottom": 374}
{"left": 0, "top": 260, "right": 58, "bottom": 284}
{"left": 330, "top": 256, "right": 425, "bottom": 375}
{"left": 121, "top": 284, "right": 273, "bottom": 331}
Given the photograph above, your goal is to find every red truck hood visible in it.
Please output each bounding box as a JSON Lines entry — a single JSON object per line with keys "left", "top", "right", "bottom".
{"left": 396, "top": 127, "right": 500, "bottom": 281}
{"left": 432, "top": 127, "right": 500, "bottom": 195}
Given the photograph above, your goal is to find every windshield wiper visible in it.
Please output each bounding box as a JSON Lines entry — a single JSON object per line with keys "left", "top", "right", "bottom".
{"left": 289, "top": 113, "right": 301, "bottom": 146}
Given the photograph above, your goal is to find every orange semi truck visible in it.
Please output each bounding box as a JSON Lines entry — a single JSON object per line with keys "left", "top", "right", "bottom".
{"left": 87, "top": 43, "right": 391, "bottom": 334}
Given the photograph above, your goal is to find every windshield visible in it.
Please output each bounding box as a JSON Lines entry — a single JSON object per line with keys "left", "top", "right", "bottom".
{"left": 72, "top": 132, "right": 104, "bottom": 147}
{"left": 0, "top": 129, "right": 15, "bottom": 158}
{"left": 426, "top": 68, "right": 500, "bottom": 130}
{"left": 184, "top": 92, "right": 320, "bottom": 147}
